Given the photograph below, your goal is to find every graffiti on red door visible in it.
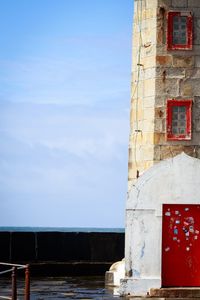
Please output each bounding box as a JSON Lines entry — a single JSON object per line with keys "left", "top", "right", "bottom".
{"left": 162, "top": 204, "right": 200, "bottom": 287}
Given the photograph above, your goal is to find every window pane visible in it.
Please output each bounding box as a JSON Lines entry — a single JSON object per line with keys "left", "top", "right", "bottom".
{"left": 172, "top": 128, "right": 178, "bottom": 134}
{"left": 172, "top": 105, "right": 187, "bottom": 135}
{"left": 174, "top": 16, "right": 179, "bottom": 22}
{"left": 179, "top": 106, "right": 186, "bottom": 112}
{"left": 179, "top": 128, "right": 185, "bottom": 134}
{"left": 180, "top": 113, "right": 186, "bottom": 120}
{"left": 172, "top": 15, "right": 187, "bottom": 45}
{"left": 173, "top": 106, "right": 179, "bottom": 112}
{"left": 181, "top": 17, "right": 187, "bottom": 24}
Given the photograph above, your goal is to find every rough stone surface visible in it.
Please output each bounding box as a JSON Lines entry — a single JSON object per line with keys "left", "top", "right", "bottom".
{"left": 156, "top": 55, "right": 172, "bottom": 66}
{"left": 172, "top": 56, "right": 194, "bottom": 68}
{"left": 128, "top": 0, "right": 200, "bottom": 185}
{"left": 172, "top": 0, "right": 188, "bottom": 8}
{"left": 158, "top": 0, "right": 172, "bottom": 6}
{"left": 150, "top": 287, "right": 200, "bottom": 298}
{"left": 188, "top": 0, "right": 200, "bottom": 8}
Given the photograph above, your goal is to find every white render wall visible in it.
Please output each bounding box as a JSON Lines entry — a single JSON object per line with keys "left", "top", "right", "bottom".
{"left": 120, "top": 153, "right": 200, "bottom": 296}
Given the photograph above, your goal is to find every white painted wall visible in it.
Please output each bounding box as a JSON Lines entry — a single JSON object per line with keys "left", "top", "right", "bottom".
{"left": 120, "top": 153, "right": 200, "bottom": 296}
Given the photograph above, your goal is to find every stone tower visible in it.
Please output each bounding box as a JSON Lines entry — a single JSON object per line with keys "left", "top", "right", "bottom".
{"left": 128, "top": 0, "right": 200, "bottom": 189}
{"left": 119, "top": 0, "right": 200, "bottom": 297}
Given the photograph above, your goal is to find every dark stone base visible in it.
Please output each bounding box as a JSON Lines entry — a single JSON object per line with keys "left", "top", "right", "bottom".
{"left": 150, "top": 287, "right": 200, "bottom": 298}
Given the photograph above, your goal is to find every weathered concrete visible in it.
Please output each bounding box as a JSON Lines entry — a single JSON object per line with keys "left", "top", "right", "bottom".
{"left": 120, "top": 153, "right": 200, "bottom": 297}
{"left": 105, "top": 259, "right": 125, "bottom": 287}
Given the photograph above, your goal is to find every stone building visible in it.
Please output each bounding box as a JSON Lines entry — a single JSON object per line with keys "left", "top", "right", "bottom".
{"left": 128, "top": 0, "right": 200, "bottom": 190}
{"left": 120, "top": 0, "right": 200, "bottom": 297}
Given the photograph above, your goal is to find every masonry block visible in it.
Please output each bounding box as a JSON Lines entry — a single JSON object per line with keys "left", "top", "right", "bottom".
{"left": 185, "top": 68, "right": 200, "bottom": 79}
{"left": 156, "top": 79, "right": 179, "bottom": 97}
{"left": 158, "top": 0, "right": 172, "bottom": 7}
{"left": 145, "top": 8, "right": 157, "bottom": 19}
{"left": 142, "top": 146, "right": 155, "bottom": 161}
{"left": 144, "top": 79, "right": 156, "bottom": 97}
{"left": 160, "top": 146, "right": 195, "bottom": 160}
{"left": 145, "top": 0, "right": 158, "bottom": 9}
{"left": 143, "top": 107, "right": 155, "bottom": 120}
{"left": 194, "top": 96, "right": 200, "bottom": 108}
{"left": 142, "top": 120, "right": 155, "bottom": 132}
{"left": 172, "top": 0, "right": 188, "bottom": 8}
{"left": 188, "top": 0, "right": 200, "bottom": 8}
{"left": 154, "top": 132, "right": 166, "bottom": 144}
{"left": 180, "top": 78, "right": 200, "bottom": 96}
{"left": 194, "top": 19, "right": 200, "bottom": 45}
{"left": 193, "top": 9, "right": 200, "bottom": 18}
{"left": 154, "top": 118, "right": 164, "bottom": 132}
{"left": 156, "top": 55, "right": 173, "bottom": 66}
{"left": 156, "top": 67, "right": 185, "bottom": 79}
{"left": 181, "top": 83, "right": 193, "bottom": 97}
{"left": 155, "top": 96, "right": 165, "bottom": 106}
{"left": 155, "top": 106, "right": 165, "bottom": 118}
{"left": 195, "top": 56, "right": 200, "bottom": 67}
{"left": 154, "top": 145, "right": 161, "bottom": 160}
{"left": 142, "top": 56, "right": 157, "bottom": 69}
{"left": 194, "top": 120, "right": 200, "bottom": 132}
{"left": 144, "top": 96, "right": 156, "bottom": 108}
{"left": 195, "top": 146, "right": 200, "bottom": 158}
{"left": 142, "top": 160, "right": 154, "bottom": 170}
{"left": 173, "top": 56, "right": 194, "bottom": 68}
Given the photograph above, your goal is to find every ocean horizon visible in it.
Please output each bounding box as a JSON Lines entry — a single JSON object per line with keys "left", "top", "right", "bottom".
{"left": 0, "top": 226, "right": 125, "bottom": 233}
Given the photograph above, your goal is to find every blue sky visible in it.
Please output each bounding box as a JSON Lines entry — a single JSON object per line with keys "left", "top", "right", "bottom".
{"left": 0, "top": 0, "right": 133, "bottom": 228}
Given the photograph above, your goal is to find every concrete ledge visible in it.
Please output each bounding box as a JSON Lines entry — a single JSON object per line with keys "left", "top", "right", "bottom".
{"left": 1, "top": 262, "right": 113, "bottom": 277}
{"left": 119, "top": 278, "right": 161, "bottom": 297}
{"left": 0, "top": 231, "right": 124, "bottom": 263}
{"left": 150, "top": 288, "right": 200, "bottom": 298}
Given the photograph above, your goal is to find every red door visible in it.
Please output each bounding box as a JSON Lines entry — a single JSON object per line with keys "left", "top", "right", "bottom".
{"left": 162, "top": 204, "right": 200, "bottom": 287}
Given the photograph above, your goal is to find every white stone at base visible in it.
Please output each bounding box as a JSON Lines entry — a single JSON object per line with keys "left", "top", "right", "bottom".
{"left": 119, "top": 277, "right": 161, "bottom": 297}
{"left": 105, "top": 259, "right": 125, "bottom": 287}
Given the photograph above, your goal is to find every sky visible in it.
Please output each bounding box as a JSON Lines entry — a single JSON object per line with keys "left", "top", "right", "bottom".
{"left": 0, "top": 0, "right": 133, "bottom": 228}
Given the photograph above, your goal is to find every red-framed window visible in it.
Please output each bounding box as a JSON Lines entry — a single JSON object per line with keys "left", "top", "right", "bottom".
{"left": 167, "top": 11, "right": 193, "bottom": 50}
{"left": 167, "top": 99, "right": 192, "bottom": 140}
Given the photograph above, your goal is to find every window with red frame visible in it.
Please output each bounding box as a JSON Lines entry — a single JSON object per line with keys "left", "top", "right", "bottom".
{"left": 167, "top": 100, "right": 192, "bottom": 140}
{"left": 167, "top": 12, "right": 193, "bottom": 50}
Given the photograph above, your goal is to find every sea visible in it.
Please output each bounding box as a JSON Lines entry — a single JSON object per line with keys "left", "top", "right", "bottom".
{"left": 0, "top": 226, "right": 125, "bottom": 232}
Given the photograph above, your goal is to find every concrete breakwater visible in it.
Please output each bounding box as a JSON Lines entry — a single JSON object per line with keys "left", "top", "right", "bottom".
{"left": 0, "top": 231, "right": 124, "bottom": 275}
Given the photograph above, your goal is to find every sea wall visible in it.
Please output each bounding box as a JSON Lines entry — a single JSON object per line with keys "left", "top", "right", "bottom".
{"left": 0, "top": 231, "right": 124, "bottom": 275}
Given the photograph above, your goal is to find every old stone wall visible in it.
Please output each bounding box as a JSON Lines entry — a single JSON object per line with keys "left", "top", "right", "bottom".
{"left": 129, "top": 0, "right": 157, "bottom": 188}
{"left": 155, "top": 0, "right": 200, "bottom": 159}
{"left": 128, "top": 0, "right": 200, "bottom": 189}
